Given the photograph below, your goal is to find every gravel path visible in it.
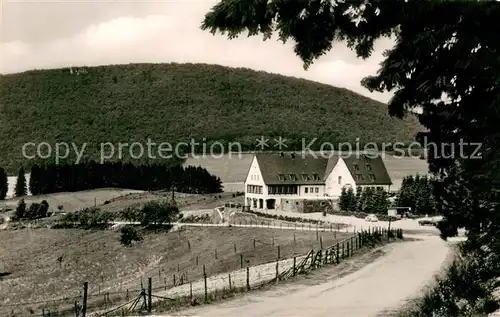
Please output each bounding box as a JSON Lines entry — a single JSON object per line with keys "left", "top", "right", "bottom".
{"left": 145, "top": 234, "right": 450, "bottom": 317}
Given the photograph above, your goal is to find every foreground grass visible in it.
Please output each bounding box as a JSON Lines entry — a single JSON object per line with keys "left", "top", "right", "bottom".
{"left": 0, "top": 226, "right": 350, "bottom": 316}
{"left": 396, "top": 248, "right": 500, "bottom": 317}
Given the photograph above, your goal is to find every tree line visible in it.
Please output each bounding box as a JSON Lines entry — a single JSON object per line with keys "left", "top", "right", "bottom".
{"left": 338, "top": 186, "right": 389, "bottom": 214}
{"left": 396, "top": 175, "right": 437, "bottom": 215}
{"left": 0, "top": 161, "right": 223, "bottom": 200}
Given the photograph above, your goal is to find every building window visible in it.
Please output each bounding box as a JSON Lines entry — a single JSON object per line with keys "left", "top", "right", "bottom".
{"left": 309, "top": 187, "right": 314, "bottom": 193}
{"left": 301, "top": 174, "right": 308, "bottom": 181}
{"left": 353, "top": 164, "right": 359, "bottom": 171}
{"left": 338, "top": 176, "right": 342, "bottom": 185}
{"left": 278, "top": 174, "right": 286, "bottom": 181}
{"left": 289, "top": 174, "right": 297, "bottom": 181}
{"left": 356, "top": 174, "right": 364, "bottom": 181}
{"left": 377, "top": 186, "right": 383, "bottom": 190}
{"left": 247, "top": 185, "right": 263, "bottom": 194}
{"left": 315, "top": 187, "right": 319, "bottom": 193}
{"left": 305, "top": 187, "right": 308, "bottom": 194}
{"left": 312, "top": 173, "right": 320, "bottom": 181}
{"left": 365, "top": 164, "right": 372, "bottom": 171}
{"left": 369, "top": 174, "right": 376, "bottom": 182}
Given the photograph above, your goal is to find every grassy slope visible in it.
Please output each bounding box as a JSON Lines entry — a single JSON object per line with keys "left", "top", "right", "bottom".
{"left": 0, "top": 63, "right": 422, "bottom": 174}
{"left": 0, "top": 227, "right": 350, "bottom": 316}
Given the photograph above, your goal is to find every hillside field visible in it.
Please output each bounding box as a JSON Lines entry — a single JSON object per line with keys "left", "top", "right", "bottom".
{"left": 0, "top": 63, "right": 422, "bottom": 173}
{"left": 0, "top": 226, "right": 350, "bottom": 316}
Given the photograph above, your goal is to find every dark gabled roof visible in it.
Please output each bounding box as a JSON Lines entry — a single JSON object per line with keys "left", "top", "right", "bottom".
{"left": 253, "top": 152, "right": 392, "bottom": 186}
{"left": 343, "top": 155, "right": 392, "bottom": 185}
{"left": 255, "top": 153, "right": 330, "bottom": 185}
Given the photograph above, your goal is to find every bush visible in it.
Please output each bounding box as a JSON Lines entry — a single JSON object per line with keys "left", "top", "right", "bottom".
{"left": 14, "top": 199, "right": 26, "bottom": 220}
{"left": 59, "top": 207, "right": 115, "bottom": 229}
{"left": 119, "top": 200, "right": 179, "bottom": 228}
{"left": 120, "top": 226, "right": 143, "bottom": 247}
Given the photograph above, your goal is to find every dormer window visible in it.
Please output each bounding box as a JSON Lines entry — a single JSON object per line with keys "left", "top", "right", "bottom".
{"left": 301, "top": 174, "right": 308, "bottom": 181}
{"left": 278, "top": 174, "right": 286, "bottom": 181}
{"left": 312, "top": 173, "right": 320, "bottom": 181}
{"left": 356, "top": 174, "right": 364, "bottom": 181}
{"left": 369, "top": 174, "right": 376, "bottom": 182}
{"left": 289, "top": 174, "right": 297, "bottom": 181}
{"left": 353, "top": 164, "right": 359, "bottom": 171}
{"left": 366, "top": 164, "right": 372, "bottom": 171}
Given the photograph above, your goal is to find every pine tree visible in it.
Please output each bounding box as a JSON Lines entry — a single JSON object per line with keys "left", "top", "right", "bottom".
{"left": 0, "top": 167, "right": 8, "bottom": 200}
{"left": 15, "top": 167, "right": 27, "bottom": 197}
{"left": 354, "top": 186, "right": 363, "bottom": 211}
{"left": 338, "top": 187, "right": 349, "bottom": 212}
{"left": 29, "top": 164, "right": 42, "bottom": 195}
{"left": 346, "top": 187, "right": 356, "bottom": 211}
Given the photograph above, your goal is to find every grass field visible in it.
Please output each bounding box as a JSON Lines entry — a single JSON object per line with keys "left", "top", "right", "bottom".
{"left": 0, "top": 226, "right": 351, "bottom": 316}
{"left": 0, "top": 188, "right": 144, "bottom": 214}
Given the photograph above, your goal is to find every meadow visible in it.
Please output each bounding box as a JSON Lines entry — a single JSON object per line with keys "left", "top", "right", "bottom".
{"left": 0, "top": 226, "right": 351, "bottom": 316}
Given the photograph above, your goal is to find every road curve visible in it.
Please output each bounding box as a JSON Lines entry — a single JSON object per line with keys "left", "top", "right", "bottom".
{"left": 146, "top": 235, "right": 451, "bottom": 317}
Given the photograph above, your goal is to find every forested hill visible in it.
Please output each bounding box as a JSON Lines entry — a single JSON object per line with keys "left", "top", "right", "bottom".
{"left": 0, "top": 63, "right": 422, "bottom": 174}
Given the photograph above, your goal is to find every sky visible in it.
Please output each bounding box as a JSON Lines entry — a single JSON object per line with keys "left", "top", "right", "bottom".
{"left": 1, "top": 0, "right": 395, "bottom": 103}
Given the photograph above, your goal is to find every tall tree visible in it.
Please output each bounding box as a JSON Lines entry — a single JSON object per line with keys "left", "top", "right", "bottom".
{"left": 29, "top": 164, "right": 42, "bottom": 195}
{"left": 15, "top": 167, "right": 27, "bottom": 197}
{"left": 0, "top": 167, "right": 8, "bottom": 200}
{"left": 338, "top": 187, "right": 349, "bottom": 211}
{"left": 201, "top": 1, "right": 500, "bottom": 245}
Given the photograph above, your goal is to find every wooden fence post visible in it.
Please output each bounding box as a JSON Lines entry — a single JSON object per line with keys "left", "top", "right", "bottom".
{"left": 246, "top": 267, "right": 250, "bottom": 290}
{"left": 234, "top": 243, "right": 237, "bottom": 253}
{"left": 277, "top": 246, "right": 280, "bottom": 260}
{"left": 320, "top": 236, "right": 323, "bottom": 249}
{"left": 240, "top": 254, "right": 243, "bottom": 268}
{"left": 82, "top": 282, "right": 88, "bottom": 317}
{"left": 147, "top": 277, "right": 152, "bottom": 313}
{"left": 215, "top": 248, "right": 218, "bottom": 259}
{"left": 253, "top": 239, "right": 256, "bottom": 249}
{"left": 293, "top": 257, "right": 296, "bottom": 276}
{"left": 293, "top": 232, "right": 296, "bottom": 243}
{"left": 203, "top": 265, "right": 208, "bottom": 303}
{"left": 190, "top": 282, "right": 193, "bottom": 302}
{"left": 228, "top": 274, "right": 232, "bottom": 291}
{"left": 336, "top": 243, "right": 340, "bottom": 264}
{"left": 275, "top": 260, "right": 279, "bottom": 281}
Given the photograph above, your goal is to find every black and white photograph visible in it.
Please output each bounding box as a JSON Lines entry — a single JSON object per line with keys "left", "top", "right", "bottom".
{"left": 1, "top": 0, "right": 499, "bottom": 316}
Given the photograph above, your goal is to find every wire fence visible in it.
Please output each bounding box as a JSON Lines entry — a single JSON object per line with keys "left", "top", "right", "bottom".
{"left": 0, "top": 225, "right": 402, "bottom": 317}
{"left": 6, "top": 227, "right": 403, "bottom": 317}
{"left": 1, "top": 224, "right": 346, "bottom": 317}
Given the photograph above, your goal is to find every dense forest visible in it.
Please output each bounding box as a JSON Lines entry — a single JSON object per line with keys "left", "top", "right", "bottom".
{"left": 0, "top": 63, "right": 422, "bottom": 174}
{"left": 27, "top": 161, "right": 223, "bottom": 195}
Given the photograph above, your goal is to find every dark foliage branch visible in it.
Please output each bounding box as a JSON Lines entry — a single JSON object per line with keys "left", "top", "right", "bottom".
{"left": 202, "top": 0, "right": 500, "bottom": 243}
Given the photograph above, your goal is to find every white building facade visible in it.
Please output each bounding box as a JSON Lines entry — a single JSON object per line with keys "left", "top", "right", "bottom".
{"left": 244, "top": 152, "right": 392, "bottom": 212}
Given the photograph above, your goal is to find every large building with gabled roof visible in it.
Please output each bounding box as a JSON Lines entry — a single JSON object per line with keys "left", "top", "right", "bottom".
{"left": 244, "top": 152, "right": 392, "bottom": 212}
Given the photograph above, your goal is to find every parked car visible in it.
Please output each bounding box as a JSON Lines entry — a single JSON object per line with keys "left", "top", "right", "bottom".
{"left": 418, "top": 219, "right": 438, "bottom": 226}
{"left": 365, "top": 214, "right": 378, "bottom": 222}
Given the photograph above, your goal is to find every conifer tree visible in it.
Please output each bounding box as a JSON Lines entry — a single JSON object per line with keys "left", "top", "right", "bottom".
{"left": 0, "top": 167, "right": 8, "bottom": 200}
{"left": 15, "top": 167, "right": 27, "bottom": 197}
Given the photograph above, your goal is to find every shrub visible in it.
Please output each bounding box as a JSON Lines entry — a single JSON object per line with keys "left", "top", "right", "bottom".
{"left": 59, "top": 207, "right": 114, "bottom": 229}
{"left": 14, "top": 199, "right": 26, "bottom": 220}
{"left": 57, "top": 205, "right": 64, "bottom": 211}
{"left": 120, "top": 226, "right": 143, "bottom": 246}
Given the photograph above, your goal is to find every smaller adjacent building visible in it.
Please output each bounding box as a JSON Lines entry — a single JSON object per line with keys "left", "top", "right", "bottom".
{"left": 244, "top": 152, "right": 392, "bottom": 213}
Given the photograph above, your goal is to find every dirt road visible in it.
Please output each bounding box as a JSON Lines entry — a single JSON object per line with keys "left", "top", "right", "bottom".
{"left": 148, "top": 234, "right": 451, "bottom": 317}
